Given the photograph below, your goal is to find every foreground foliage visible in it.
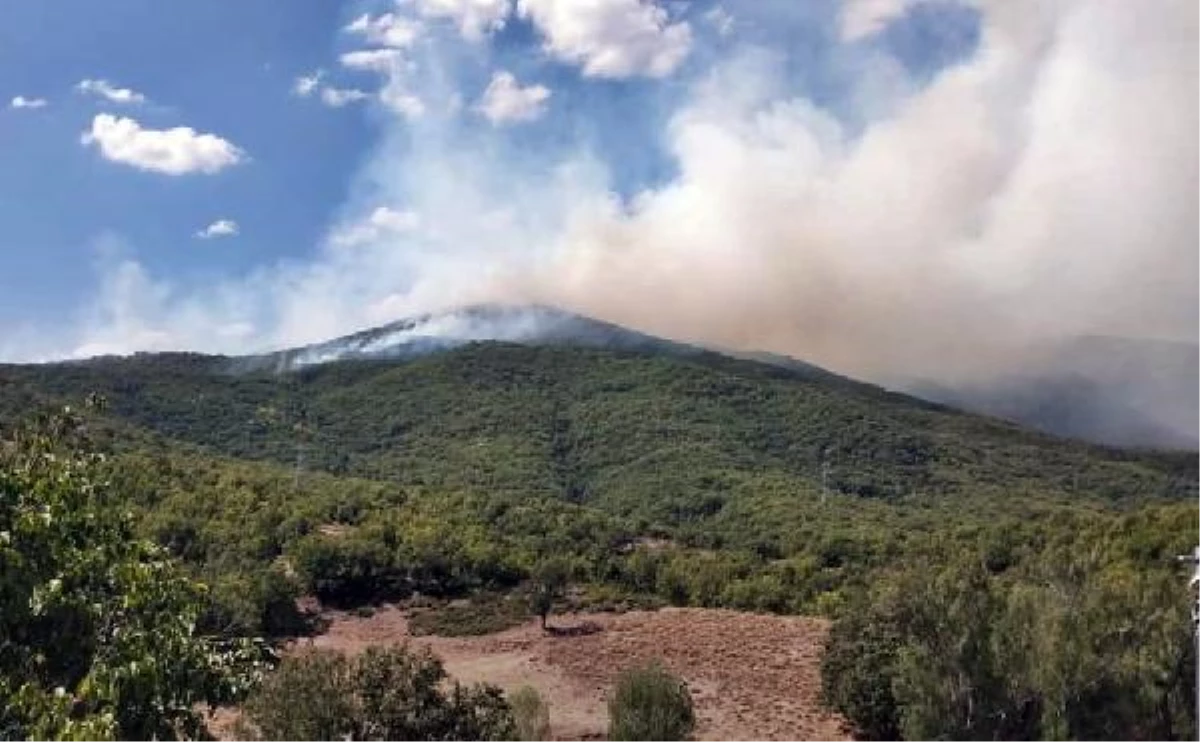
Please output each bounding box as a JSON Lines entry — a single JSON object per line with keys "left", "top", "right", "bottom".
{"left": 0, "top": 406, "right": 269, "bottom": 740}
{"left": 822, "top": 502, "right": 1198, "bottom": 740}
{"left": 244, "top": 644, "right": 516, "bottom": 740}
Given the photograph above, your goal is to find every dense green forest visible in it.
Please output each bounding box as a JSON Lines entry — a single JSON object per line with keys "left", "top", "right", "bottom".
{"left": 1, "top": 340, "right": 1196, "bottom": 739}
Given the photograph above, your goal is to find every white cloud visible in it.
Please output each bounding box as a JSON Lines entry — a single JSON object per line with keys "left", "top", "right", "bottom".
{"left": 195, "top": 219, "right": 239, "bottom": 239}
{"left": 476, "top": 70, "right": 550, "bottom": 124}
{"left": 321, "top": 87, "right": 371, "bottom": 107}
{"left": 344, "top": 12, "right": 423, "bottom": 47}
{"left": 704, "top": 6, "right": 734, "bottom": 36}
{"left": 10, "top": 95, "right": 47, "bottom": 109}
{"left": 380, "top": 88, "right": 426, "bottom": 118}
{"left": 839, "top": 0, "right": 920, "bottom": 42}
{"left": 76, "top": 78, "right": 147, "bottom": 105}
{"left": 370, "top": 52, "right": 425, "bottom": 118}
{"left": 330, "top": 206, "right": 421, "bottom": 248}
{"left": 293, "top": 70, "right": 324, "bottom": 97}
{"left": 413, "top": 0, "right": 511, "bottom": 41}
{"left": 293, "top": 70, "right": 369, "bottom": 108}
{"left": 341, "top": 48, "right": 404, "bottom": 73}
{"left": 80, "top": 114, "right": 245, "bottom": 175}
{"left": 517, "top": 0, "right": 692, "bottom": 78}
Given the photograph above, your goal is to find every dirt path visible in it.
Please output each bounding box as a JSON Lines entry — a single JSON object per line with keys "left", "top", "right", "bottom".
{"left": 301, "top": 605, "right": 848, "bottom": 740}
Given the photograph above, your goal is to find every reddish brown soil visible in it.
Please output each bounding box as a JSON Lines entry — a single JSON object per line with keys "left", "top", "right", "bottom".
{"left": 292, "top": 605, "right": 848, "bottom": 741}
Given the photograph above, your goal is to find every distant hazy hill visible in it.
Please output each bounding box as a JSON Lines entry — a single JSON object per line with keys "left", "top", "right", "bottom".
{"left": 901, "top": 335, "right": 1198, "bottom": 450}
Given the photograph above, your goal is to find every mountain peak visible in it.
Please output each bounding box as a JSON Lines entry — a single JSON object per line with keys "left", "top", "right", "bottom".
{"left": 241, "top": 303, "right": 700, "bottom": 372}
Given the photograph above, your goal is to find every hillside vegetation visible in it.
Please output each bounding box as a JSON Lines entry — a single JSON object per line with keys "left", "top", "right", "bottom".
{"left": 0, "top": 339, "right": 1196, "bottom": 739}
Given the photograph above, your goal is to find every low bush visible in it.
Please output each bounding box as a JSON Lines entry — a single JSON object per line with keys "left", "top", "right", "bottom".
{"left": 408, "top": 594, "right": 529, "bottom": 637}
{"left": 510, "top": 685, "right": 551, "bottom": 741}
{"left": 607, "top": 661, "right": 695, "bottom": 741}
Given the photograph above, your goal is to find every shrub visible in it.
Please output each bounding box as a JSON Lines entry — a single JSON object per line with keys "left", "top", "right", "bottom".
{"left": 408, "top": 594, "right": 528, "bottom": 637}
{"left": 509, "top": 685, "right": 550, "bottom": 741}
{"left": 244, "top": 644, "right": 516, "bottom": 741}
{"left": 820, "top": 603, "right": 901, "bottom": 741}
{"left": 243, "top": 649, "right": 355, "bottom": 741}
{"left": 607, "top": 661, "right": 695, "bottom": 741}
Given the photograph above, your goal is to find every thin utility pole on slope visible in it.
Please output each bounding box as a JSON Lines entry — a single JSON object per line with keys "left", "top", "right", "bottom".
{"left": 821, "top": 447, "right": 831, "bottom": 505}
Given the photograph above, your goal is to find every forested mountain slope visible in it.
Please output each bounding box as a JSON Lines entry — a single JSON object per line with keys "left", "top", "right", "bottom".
{"left": 1, "top": 342, "right": 1194, "bottom": 516}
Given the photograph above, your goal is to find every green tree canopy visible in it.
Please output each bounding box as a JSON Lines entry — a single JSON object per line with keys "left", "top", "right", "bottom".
{"left": 822, "top": 534, "right": 1198, "bottom": 741}
{"left": 0, "top": 405, "right": 270, "bottom": 740}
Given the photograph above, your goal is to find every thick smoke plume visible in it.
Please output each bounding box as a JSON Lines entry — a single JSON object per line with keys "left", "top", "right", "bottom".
{"left": 496, "top": 0, "right": 1198, "bottom": 377}
{"left": 21, "top": 0, "right": 1198, "bottom": 444}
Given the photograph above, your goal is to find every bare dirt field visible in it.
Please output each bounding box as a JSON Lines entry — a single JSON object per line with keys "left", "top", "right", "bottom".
{"left": 281, "top": 605, "right": 849, "bottom": 741}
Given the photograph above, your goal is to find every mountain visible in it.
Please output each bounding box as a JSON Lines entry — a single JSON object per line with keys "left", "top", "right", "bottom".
{"left": 1, "top": 309, "right": 1194, "bottom": 521}
{"left": 0, "top": 305, "right": 1194, "bottom": 638}
{"left": 72, "top": 301, "right": 1179, "bottom": 451}
{"left": 224, "top": 304, "right": 1196, "bottom": 450}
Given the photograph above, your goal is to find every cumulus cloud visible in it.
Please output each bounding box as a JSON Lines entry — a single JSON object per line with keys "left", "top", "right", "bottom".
{"left": 380, "top": 88, "right": 426, "bottom": 118}
{"left": 293, "top": 69, "right": 370, "bottom": 107}
{"left": 293, "top": 70, "right": 324, "bottom": 97}
{"left": 330, "top": 206, "right": 421, "bottom": 248}
{"left": 704, "top": 6, "right": 734, "bottom": 37}
{"left": 839, "top": 0, "right": 923, "bottom": 41}
{"left": 517, "top": 0, "right": 692, "bottom": 78}
{"left": 80, "top": 114, "right": 244, "bottom": 175}
{"left": 345, "top": 12, "right": 424, "bottom": 47}
{"left": 341, "top": 48, "right": 404, "bottom": 73}
{"left": 195, "top": 219, "right": 239, "bottom": 239}
{"left": 476, "top": 70, "right": 550, "bottom": 123}
{"left": 76, "top": 78, "right": 147, "bottom": 104}
{"left": 9, "top": 95, "right": 47, "bottom": 109}
{"left": 322, "top": 87, "right": 371, "bottom": 107}
{"left": 413, "top": 0, "right": 511, "bottom": 41}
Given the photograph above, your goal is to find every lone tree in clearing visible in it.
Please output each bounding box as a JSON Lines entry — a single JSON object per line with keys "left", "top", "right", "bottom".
{"left": 529, "top": 558, "right": 569, "bottom": 631}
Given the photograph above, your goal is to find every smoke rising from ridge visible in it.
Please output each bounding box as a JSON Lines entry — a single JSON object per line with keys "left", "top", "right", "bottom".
{"left": 16, "top": 0, "right": 1197, "bottom": 443}
{"left": 495, "top": 0, "right": 1198, "bottom": 379}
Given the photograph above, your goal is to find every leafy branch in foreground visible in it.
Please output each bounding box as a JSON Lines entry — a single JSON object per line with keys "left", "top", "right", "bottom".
{"left": 0, "top": 404, "right": 273, "bottom": 740}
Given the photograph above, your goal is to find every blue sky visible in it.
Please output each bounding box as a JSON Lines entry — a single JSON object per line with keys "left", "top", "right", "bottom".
{"left": 4, "top": 0, "right": 1190, "bottom": 371}
{"left": 0, "top": 1, "right": 367, "bottom": 329}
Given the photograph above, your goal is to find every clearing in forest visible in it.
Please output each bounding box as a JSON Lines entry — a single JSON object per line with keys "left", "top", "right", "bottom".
{"left": 294, "top": 605, "right": 849, "bottom": 741}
